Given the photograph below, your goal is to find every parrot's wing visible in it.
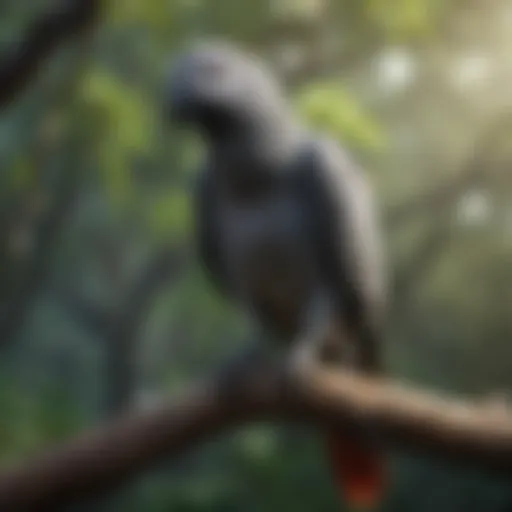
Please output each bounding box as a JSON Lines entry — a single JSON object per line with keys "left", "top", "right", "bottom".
{"left": 194, "top": 167, "right": 232, "bottom": 297}
{"left": 294, "top": 137, "right": 387, "bottom": 369}
{"left": 294, "top": 138, "right": 388, "bottom": 504}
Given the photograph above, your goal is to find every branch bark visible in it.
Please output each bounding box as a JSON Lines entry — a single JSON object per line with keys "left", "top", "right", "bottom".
{"left": 1, "top": 360, "right": 512, "bottom": 511}
{"left": 0, "top": 0, "right": 101, "bottom": 109}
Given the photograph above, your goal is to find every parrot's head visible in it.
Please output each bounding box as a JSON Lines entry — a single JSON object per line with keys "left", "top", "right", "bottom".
{"left": 164, "top": 41, "right": 289, "bottom": 141}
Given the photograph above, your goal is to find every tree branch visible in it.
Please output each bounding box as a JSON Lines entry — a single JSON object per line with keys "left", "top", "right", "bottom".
{"left": 0, "top": 0, "right": 101, "bottom": 348}
{"left": 386, "top": 113, "right": 512, "bottom": 230}
{"left": 51, "top": 284, "right": 111, "bottom": 336}
{"left": 52, "top": 245, "right": 184, "bottom": 415}
{"left": 1, "top": 360, "right": 512, "bottom": 510}
{"left": 0, "top": 0, "right": 100, "bottom": 109}
{"left": 391, "top": 221, "right": 452, "bottom": 312}
{"left": 102, "top": 246, "right": 181, "bottom": 416}
{"left": 0, "top": 168, "right": 79, "bottom": 347}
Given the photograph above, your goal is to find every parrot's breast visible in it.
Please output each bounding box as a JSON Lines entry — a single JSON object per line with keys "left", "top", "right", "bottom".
{"left": 219, "top": 190, "right": 316, "bottom": 339}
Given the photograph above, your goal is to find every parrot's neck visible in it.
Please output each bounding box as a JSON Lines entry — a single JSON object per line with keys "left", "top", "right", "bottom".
{"left": 209, "top": 107, "right": 303, "bottom": 176}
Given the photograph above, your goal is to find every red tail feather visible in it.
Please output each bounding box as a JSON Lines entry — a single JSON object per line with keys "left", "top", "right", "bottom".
{"left": 326, "top": 431, "right": 385, "bottom": 509}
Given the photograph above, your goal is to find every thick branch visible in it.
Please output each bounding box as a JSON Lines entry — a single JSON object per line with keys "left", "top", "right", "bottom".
{"left": 0, "top": 0, "right": 100, "bottom": 108}
{"left": 1, "top": 361, "right": 512, "bottom": 510}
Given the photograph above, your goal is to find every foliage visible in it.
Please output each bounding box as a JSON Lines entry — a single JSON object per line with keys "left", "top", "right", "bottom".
{"left": 296, "top": 81, "right": 387, "bottom": 150}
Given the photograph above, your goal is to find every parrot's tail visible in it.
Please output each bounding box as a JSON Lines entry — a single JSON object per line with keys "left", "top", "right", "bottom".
{"left": 325, "top": 431, "right": 385, "bottom": 509}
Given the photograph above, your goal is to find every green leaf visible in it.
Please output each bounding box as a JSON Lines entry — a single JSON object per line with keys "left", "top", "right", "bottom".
{"left": 79, "top": 68, "right": 155, "bottom": 205}
{"left": 365, "top": 0, "right": 441, "bottom": 39}
{"left": 295, "top": 82, "right": 387, "bottom": 151}
{"left": 147, "top": 188, "right": 192, "bottom": 240}
{"left": 106, "top": 0, "right": 174, "bottom": 31}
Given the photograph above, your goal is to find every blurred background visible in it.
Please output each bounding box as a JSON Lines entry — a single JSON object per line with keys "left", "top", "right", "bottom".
{"left": 2, "top": 0, "right": 512, "bottom": 510}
